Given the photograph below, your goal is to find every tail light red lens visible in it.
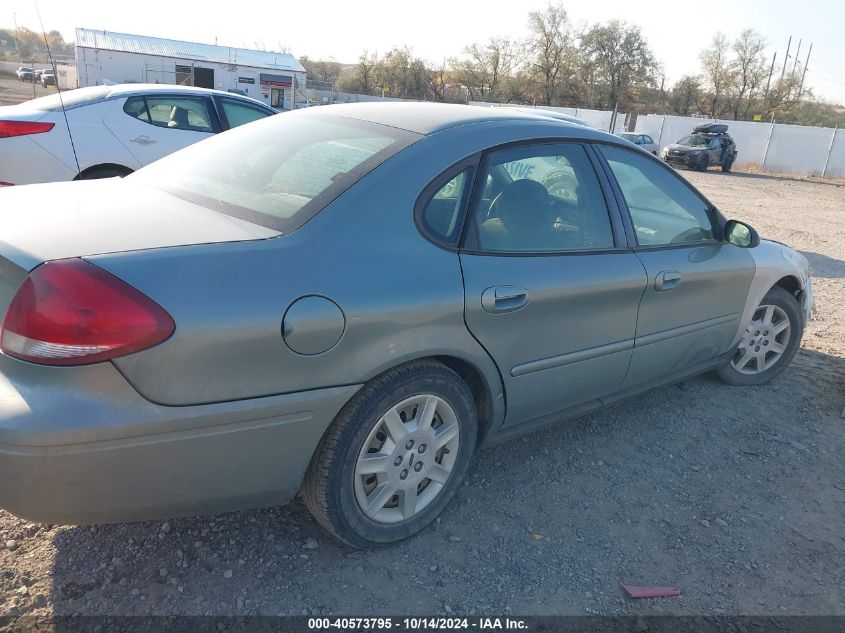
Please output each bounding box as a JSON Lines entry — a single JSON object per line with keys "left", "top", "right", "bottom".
{"left": 0, "top": 120, "right": 55, "bottom": 138}
{"left": 1, "top": 259, "right": 175, "bottom": 366}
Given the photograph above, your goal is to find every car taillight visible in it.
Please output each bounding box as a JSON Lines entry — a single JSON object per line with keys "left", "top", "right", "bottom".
{"left": 0, "top": 120, "right": 55, "bottom": 138}
{"left": 0, "top": 259, "right": 174, "bottom": 366}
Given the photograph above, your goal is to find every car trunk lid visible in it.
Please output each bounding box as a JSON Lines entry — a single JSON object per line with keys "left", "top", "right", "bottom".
{"left": 0, "top": 178, "right": 280, "bottom": 272}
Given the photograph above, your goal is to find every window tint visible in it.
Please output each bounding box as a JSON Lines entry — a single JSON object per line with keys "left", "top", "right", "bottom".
{"left": 600, "top": 145, "right": 714, "bottom": 246}
{"left": 419, "top": 169, "right": 471, "bottom": 244}
{"left": 133, "top": 113, "right": 420, "bottom": 233}
{"left": 123, "top": 97, "right": 149, "bottom": 122}
{"left": 221, "top": 98, "right": 273, "bottom": 128}
{"left": 472, "top": 144, "right": 614, "bottom": 253}
{"left": 144, "top": 96, "right": 213, "bottom": 132}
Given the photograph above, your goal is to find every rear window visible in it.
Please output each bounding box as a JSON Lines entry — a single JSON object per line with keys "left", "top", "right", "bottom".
{"left": 132, "top": 112, "right": 420, "bottom": 233}
{"left": 26, "top": 86, "right": 112, "bottom": 111}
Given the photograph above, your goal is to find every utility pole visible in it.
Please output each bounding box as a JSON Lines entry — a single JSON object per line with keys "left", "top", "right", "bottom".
{"left": 12, "top": 12, "right": 19, "bottom": 58}
{"left": 780, "top": 36, "right": 792, "bottom": 83}
{"left": 763, "top": 51, "right": 777, "bottom": 107}
{"left": 791, "top": 39, "right": 802, "bottom": 81}
{"left": 797, "top": 43, "right": 812, "bottom": 99}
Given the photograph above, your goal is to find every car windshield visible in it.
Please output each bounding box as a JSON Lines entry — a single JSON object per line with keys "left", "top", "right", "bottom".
{"left": 132, "top": 111, "right": 421, "bottom": 233}
{"left": 25, "top": 85, "right": 111, "bottom": 110}
{"left": 677, "top": 134, "right": 711, "bottom": 147}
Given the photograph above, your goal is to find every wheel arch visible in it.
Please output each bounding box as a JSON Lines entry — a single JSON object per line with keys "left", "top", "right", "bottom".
{"left": 348, "top": 353, "right": 504, "bottom": 450}
{"left": 73, "top": 163, "right": 134, "bottom": 180}
{"left": 774, "top": 274, "right": 801, "bottom": 298}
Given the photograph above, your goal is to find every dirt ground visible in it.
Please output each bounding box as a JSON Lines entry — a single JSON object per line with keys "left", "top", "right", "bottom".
{"left": 0, "top": 169, "right": 843, "bottom": 618}
{"left": 0, "top": 74, "right": 59, "bottom": 106}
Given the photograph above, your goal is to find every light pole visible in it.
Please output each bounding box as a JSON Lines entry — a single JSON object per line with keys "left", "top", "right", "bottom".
{"left": 12, "top": 12, "right": 19, "bottom": 59}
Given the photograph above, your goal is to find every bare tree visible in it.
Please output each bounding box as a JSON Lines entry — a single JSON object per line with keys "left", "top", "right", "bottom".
{"left": 337, "top": 50, "right": 379, "bottom": 94}
{"left": 424, "top": 60, "right": 448, "bottom": 102}
{"left": 730, "top": 29, "right": 767, "bottom": 120}
{"left": 580, "top": 20, "right": 657, "bottom": 110}
{"left": 669, "top": 75, "right": 705, "bottom": 115}
{"left": 525, "top": 3, "right": 574, "bottom": 105}
{"left": 451, "top": 37, "right": 519, "bottom": 102}
{"left": 699, "top": 32, "right": 734, "bottom": 117}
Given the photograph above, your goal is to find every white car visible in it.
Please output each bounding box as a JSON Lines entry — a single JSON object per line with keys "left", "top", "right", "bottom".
{"left": 618, "top": 132, "right": 659, "bottom": 155}
{"left": 0, "top": 84, "right": 277, "bottom": 186}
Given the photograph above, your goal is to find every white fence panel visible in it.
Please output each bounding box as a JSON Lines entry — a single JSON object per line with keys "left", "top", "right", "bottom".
{"left": 764, "top": 124, "right": 836, "bottom": 175}
{"left": 823, "top": 129, "right": 845, "bottom": 178}
{"left": 719, "top": 119, "right": 769, "bottom": 167}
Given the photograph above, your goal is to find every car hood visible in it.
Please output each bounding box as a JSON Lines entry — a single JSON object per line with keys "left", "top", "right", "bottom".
{"left": 0, "top": 179, "right": 279, "bottom": 270}
{"left": 665, "top": 143, "right": 705, "bottom": 152}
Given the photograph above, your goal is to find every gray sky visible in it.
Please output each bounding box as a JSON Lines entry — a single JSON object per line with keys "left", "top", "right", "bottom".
{"left": 11, "top": 0, "right": 845, "bottom": 104}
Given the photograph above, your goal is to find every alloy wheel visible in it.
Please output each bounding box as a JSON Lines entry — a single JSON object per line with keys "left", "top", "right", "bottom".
{"left": 354, "top": 394, "right": 460, "bottom": 524}
{"left": 730, "top": 304, "right": 791, "bottom": 374}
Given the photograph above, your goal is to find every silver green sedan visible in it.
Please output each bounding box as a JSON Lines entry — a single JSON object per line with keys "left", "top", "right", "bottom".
{"left": 0, "top": 103, "right": 813, "bottom": 547}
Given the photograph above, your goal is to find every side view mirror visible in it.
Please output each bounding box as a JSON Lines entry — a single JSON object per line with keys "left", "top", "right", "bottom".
{"left": 724, "top": 219, "right": 760, "bottom": 248}
{"left": 635, "top": 139, "right": 642, "bottom": 144}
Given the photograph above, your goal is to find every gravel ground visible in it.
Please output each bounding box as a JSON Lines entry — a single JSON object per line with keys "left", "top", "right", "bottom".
{"left": 0, "top": 74, "right": 58, "bottom": 106}
{"left": 0, "top": 169, "right": 843, "bottom": 617}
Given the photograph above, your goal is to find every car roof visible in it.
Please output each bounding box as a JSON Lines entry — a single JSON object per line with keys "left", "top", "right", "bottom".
{"left": 104, "top": 83, "right": 253, "bottom": 99}
{"left": 501, "top": 107, "right": 590, "bottom": 127}
{"left": 300, "top": 102, "right": 609, "bottom": 137}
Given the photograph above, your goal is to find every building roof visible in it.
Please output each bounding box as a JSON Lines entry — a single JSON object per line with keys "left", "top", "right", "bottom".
{"left": 75, "top": 28, "right": 305, "bottom": 73}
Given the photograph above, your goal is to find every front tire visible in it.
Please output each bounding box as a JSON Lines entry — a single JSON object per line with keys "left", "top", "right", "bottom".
{"left": 302, "top": 360, "right": 478, "bottom": 547}
{"left": 718, "top": 286, "right": 803, "bottom": 386}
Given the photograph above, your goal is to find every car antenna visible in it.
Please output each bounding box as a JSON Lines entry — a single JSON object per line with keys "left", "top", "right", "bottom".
{"left": 35, "top": 1, "right": 81, "bottom": 176}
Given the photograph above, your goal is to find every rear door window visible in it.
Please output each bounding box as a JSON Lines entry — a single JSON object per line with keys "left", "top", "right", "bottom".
{"left": 144, "top": 96, "right": 214, "bottom": 132}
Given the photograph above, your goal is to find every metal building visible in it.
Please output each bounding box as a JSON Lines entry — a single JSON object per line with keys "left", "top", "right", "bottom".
{"left": 75, "top": 28, "right": 306, "bottom": 109}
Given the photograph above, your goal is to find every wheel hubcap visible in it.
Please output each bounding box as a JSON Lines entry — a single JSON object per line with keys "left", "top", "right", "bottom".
{"left": 354, "top": 394, "right": 460, "bottom": 524}
{"left": 730, "top": 303, "right": 791, "bottom": 375}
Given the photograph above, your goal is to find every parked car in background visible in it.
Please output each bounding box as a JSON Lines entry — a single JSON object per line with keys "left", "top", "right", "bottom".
{"left": 40, "top": 72, "right": 56, "bottom": 88}
{"left": 15, "top": 67, "right": 34, "bottom": 82}
{"left": 0, "top": 84, "right": 277, "bottom": 185}
{"left": 0, "top": 103, "right": 812, "bottom": 546}
{"left": 618, "top": 132, "right": 659, "bottom": 155}
{"left": 661, "top": 123, "right": 738, "bottom": 172}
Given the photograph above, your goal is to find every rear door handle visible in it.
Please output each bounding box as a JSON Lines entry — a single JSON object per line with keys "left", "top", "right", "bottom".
{"left": 481, "top": 286, "right": 529, "bottom": 314}
{"left": 129, "top": 135, "right": 156, "bottom": 145}
{"left": 655, "top": 270, "right": 682, "bottom": 291}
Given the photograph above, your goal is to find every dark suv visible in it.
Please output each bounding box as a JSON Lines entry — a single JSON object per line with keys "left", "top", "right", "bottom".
{"left": 661, "top": 123, "right": 737, "bottom": 172}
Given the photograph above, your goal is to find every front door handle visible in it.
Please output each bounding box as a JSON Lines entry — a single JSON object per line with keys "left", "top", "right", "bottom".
{"left": 655, "top": 270, "right": 682, "bottom": 292}
{"left": 481, "top": 286, "right": 529, "bottom": 314}
{"left": 129, "top": 135, "right": 156, "bottom": 145}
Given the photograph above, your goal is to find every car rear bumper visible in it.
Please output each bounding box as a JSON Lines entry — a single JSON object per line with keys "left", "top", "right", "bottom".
{"left": 0, "top": 353, "right": 360, "bottom": 524}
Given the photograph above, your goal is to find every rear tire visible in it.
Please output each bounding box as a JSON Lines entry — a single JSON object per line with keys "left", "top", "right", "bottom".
{"left": 717, "top": 286, "right": 803, "bottom": 386}
{"left": 302, "top": 360, "right": 478, "bottom": 547}
{"left": 721, "top": 156, "right": 734, "bottom": 172}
